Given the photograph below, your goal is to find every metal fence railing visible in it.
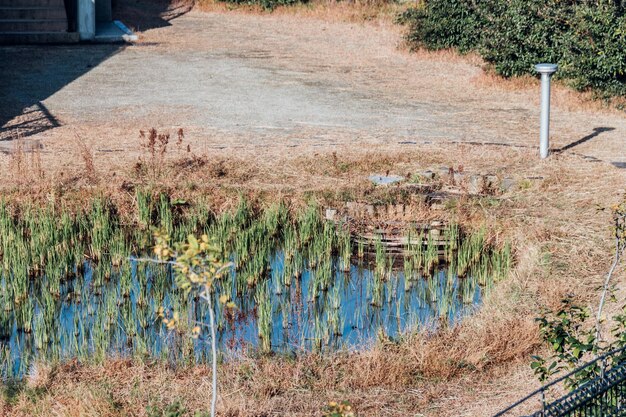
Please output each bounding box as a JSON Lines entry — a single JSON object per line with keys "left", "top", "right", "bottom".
{"left": 493, "top": 347, "right": 626, "bottom": 417}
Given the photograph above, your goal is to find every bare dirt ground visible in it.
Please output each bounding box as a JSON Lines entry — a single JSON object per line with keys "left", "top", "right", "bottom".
{"left": 0, "top": 6, "right": 625, "bottom": 173}
{"left": 0, "top": 3, "right": 625, "bottom": 417}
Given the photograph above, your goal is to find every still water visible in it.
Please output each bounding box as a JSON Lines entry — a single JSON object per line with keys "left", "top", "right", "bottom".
{"left": 0, "top": 252, "right": 482, "bottom": 378}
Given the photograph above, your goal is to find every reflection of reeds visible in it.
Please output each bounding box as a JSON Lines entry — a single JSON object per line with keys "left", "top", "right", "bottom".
{"left": 374, "top": 234, "right": 387, "bottom": 279}
{"left": 255, "top": 282, "right": 272, "bottom": 354}
{"left": 327, "top": 286, "right": 343, "bottom": 337}
{"left": 403, "top": 255, "right": 414, "bottom": 290}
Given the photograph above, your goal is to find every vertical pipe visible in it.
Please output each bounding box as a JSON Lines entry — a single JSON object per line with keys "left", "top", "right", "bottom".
{"left": 78, "top": 0, "right": 96, "bottom": 40}
{"left": 535, "top": 64, "right": 558, "bottom": 160}
{"left": 539, "top": 73, "right": 551, "bottom": 159}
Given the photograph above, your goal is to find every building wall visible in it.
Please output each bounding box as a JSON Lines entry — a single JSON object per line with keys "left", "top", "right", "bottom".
{"left": 96, "top": 0, "right": 112, "bottom": 22}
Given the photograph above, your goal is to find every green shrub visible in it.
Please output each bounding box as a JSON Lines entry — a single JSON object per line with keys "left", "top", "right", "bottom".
{"left": 399, "top": 0, "right": 482, "bottom": 53}
{"left": 562, "top": 4, "right": 626, "bottom": 96}
{"left": 401, "top": 0, "right": 626, "bottom": 97}
{"left": 478, "top": 0, "right": 572, "bottom": 78}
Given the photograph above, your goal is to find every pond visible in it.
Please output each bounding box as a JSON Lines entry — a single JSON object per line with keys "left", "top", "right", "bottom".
{"left": 0, "top": 196, "right": 511, "bottom": 378}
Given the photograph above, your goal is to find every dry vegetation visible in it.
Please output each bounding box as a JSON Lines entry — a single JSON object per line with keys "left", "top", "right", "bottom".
{"left": 0, "top": 129, "right": 624, "bottom": 416}
{"left": 195, "top": 0, "right": 406, "bottom": 25}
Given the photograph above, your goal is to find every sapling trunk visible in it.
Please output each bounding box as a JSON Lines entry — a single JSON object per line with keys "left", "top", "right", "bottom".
{"left": 594, "top": 236, "right": 623, "bottom": 354}
{"left": 200, "top": 287, "right": 218, "bottom": 417}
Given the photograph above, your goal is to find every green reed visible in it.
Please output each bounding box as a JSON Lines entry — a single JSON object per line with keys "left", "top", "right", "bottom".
{"left": 255, "top": 282, "right": 272, "bottom": 354}
{"left": 357, "top": 238, "right": 365, "bottom": 260}
{"left": 374, "top": 234, "right": 387, "bottom": 279}
{"left": 424, "top": 232, "right": 439, "bottom": 274}
{"left": 339, "top": 225, "right": 352, "bottom": 273}
{"left": 136, "top": 188, "right": 153, "bottom": 227}
{"left": 444, "top": 223, "right": 459, "bottom": 261}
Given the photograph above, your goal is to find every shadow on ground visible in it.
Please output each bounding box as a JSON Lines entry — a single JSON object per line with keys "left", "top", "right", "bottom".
{"left": 113, "top": 0, "right": 193, "bottom": 31}
{"left": 0, "top": 0, "right": 192, "bottom": 145}
{"left": 556, "top": 127, "right": 616, "bottom": 153}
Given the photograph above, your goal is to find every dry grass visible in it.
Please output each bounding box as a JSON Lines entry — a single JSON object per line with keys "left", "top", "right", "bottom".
{"left": 195, "top": 0, "right": 407, "bottom": 26}
{"left": 472, "top": 71, "right": 626, "bottom": 115}
{"left": 0, "top": 138, "right": 623, "bottom": 416}
{"left": 75, "top": 133, "right": 97, "bottom": 184}
{"left": 7, "top": 134, "right": 44, "bottom": 187}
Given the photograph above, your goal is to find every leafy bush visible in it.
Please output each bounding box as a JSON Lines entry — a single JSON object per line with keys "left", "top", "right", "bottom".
{"left": 399, "top": 0, "right": 482, "bottom": 53}
{"left": 563, "top": 4, "right": 626, "bottom": 96}
{"left": 532, "top": 298, "right": 626, "bottom": 389}
{"left": 401, "top": 0, "right": 626, "bottom": 97}
{"left": 478, "top": 0, "right": 572, "bottom": 78}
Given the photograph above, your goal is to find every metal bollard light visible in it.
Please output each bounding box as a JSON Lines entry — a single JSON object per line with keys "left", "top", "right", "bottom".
{"left": 535, "top": 63, "right": 558, "bottom": 159}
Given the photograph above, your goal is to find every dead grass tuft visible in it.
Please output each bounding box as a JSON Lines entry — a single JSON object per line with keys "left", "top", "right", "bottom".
{"left": 8, "top": 135, "right": 45, "bottom": 189}
{"left": 75, "top": 134, "right": 97, "bottom": 184}
{"left": 25, "top": 362, "right": 53, "bottom": 391}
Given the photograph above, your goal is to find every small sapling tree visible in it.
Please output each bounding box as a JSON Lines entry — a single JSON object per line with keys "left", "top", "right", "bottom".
{"left": 137, "top": 231, "right": 232, "bottom": 417}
